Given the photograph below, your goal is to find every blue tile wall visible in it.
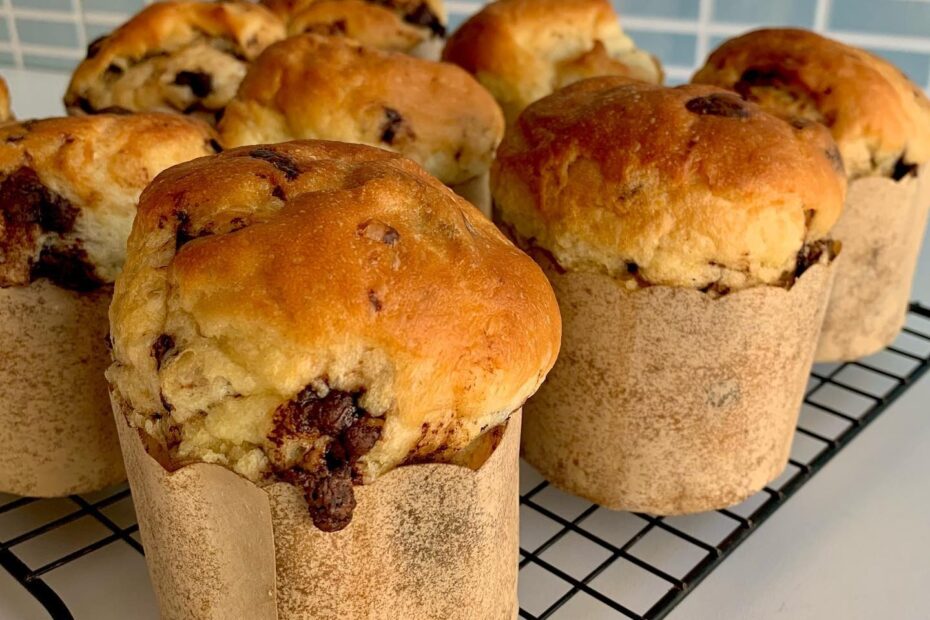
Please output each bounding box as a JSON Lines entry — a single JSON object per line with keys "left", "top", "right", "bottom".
{"left": 616, "top": 0, "right": 699, "bottom": 20}
{"left": 82, "top": 0, "right": 144, "bottom": 14}
{"left": 626, "top": 30, "right": 697, "bottom": 67}
{"left": 14, "top": 0, "right": 71, "bottom": 11}
{"left": 22, "top": 52, "right": 80, "bottom": 70}
{"left": 15, "top": 18, "right": 78, "bottom": 48}
{"left": 830, "top": 0, "right": 930, "bottom": 37}
{"left": 0, "top": 0, "right": 927, "bottom": 91}
{"left": 712, "top": 0, "right": 817, "bottom": 27}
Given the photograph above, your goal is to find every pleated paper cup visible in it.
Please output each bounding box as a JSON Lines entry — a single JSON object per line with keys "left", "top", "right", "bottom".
{"left": 521, "top": 253, "right": 836, "bottom": 514}
{"left": 0, "top": 279, "right": 124, "bottom": 496}
{"left": 112, "top": 393, "right": 520, "bottom": 620}
{"left": 816, "top": 164, "right": 930, "bottom": 361}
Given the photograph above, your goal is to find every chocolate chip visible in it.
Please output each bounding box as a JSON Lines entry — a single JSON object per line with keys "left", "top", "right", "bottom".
{"left": 685, "top": 94, "right": 749, "bottom": 119}
{"left": 892, "top": 155, "right": 918, "bottom": 181}
{"left": 75, "top": 96, "right": 96, "bottom": 114}
{"left": 86, "top": 35, "right": 107, "bottom": 59}
{"left": 175, "top": 211, "right": 196, "bottom": 250}
{"left": 249, "top": 148, "right": 300, "bottom": 180}
{"left": 30, "top": 245, "right": 102, "bottom": 291}
{"left": 274, "top": 387, "right": 360, "bottom": 439}
{"left": 792, "top": 239, "right": 837, "bottom": 281}
{"left": 626, "top": 262, "right": 639, "bottom": 274}
{"left": 403, "top": 1, "right": 446, "bottom": 36}
{"left": 228, "top": 217, "right": 247, "bottom": 233}
{"left": 174, "top": 71, "right": 214, "bottom": 99}
{"left": 0, "top": 166, "right": 90, "bottom": 287}
{"left": 342, "top": 418, "right": 382, "bottom": 462}
{"left": 151, "top": 334, "right": 175, "bottom": 370}
{"left": 736, "top": 67, "right": 783, "bottom": 86}
{"left": 2, "top": 167, "right": 78, "bottom": 233}
{"left": 380, "top": 107, "right": 404, "bottom": 145}
{"left": 368, "top": 290, "right": 382, "bottom": 312}
{"left": 307, "top": 468, "right": 356, "bottom": 532}
{"left": 733, "top": 66, "right": 793, "bottom": 100}
{"left": 824, "top": 145, "right": 845, "bottom": 175}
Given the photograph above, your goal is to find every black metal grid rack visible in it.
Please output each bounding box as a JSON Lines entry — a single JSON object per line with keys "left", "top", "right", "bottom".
{"left": 2, "top": 303, "right": 930, "bottom": 620}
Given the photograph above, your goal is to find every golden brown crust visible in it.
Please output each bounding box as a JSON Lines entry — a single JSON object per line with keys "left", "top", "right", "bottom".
{"left": 107, "top": 140, "right": 560, "bottom": 497}
{"left": 692, "top": 29, "right": 930, "bottom": 179}
{"left": 288, "top": 0, "right": 426, "bottom": 53}
{"left": 64, "top": 0, "right": 285, "bottom": 123}
{"left": 442, "top": 0, "right": 662, "bottom": 124}
{"left": 0, "top": 76, "right": 12, "bottom": 123}
{"left": 492, "top": 78, "right": 847, "bottom": 290}
{"left": 263, "top": 0, "right": 446, "bottom": 39}
{"left": 0, "top": 113, "right": 217, "bottom": 289}
{"left": 218, "top": 34, "right": 504, "bottom": 185}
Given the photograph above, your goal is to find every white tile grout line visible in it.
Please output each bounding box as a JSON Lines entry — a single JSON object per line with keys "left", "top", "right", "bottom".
{"left": 73, "top": 0, "right": 87, "bottom": 53}
{"left": 2, "top": 0, "right": 21, "bottom": 68}
{"left": 695, "top": 0, "right": 713, "bottom": 63}
{"left": 82, "top": 11, "right": 128, "bottom": 25}
{"left": 0, "top": 41, "right": 82, "bottom": 58}
{"left": 814, "top": 0, "right": 831, "bottom": 32}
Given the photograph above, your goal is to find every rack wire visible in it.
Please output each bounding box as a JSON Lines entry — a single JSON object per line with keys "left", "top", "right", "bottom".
{"left": 2, "top": 303, "right": 930, "bottom": 620}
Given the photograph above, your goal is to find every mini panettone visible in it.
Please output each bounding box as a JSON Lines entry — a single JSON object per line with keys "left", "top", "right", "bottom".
{"left": 493, "top": 78, "right": 846, "bottom": 293}
{"left": 0, "top": 114, "right": 219, "bottom": 290}
{"left": 693, "top": 29, "right": 930, "bottom": 179}
{"left": 64, "top": 0, "right": 285, "bottom": 123}
{"left": 263, "top": 0, "right": 447, "bottom": 42}
{"left": 442, "top": 0, "right": 662, "bottom": 124}
{"left": 107, "top": 140, "right": 560, "bottom": 531}
{"left": 286, "top": 0, "right": 436, "bottom": 54}
{"left": 218, "top": 34, "right": 504, "bottom": 188}
{"left": 0, "top": 113, "right": 217, "bottom": 497}
{"left": 494, "top": 78, "right": 846, "bottom": 513}
{"left": 0, "top": 76, "right": 12, "bottom": 123}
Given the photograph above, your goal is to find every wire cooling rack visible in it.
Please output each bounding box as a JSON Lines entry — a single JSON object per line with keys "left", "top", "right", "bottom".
{"left": 2, "top": 303, "right": 930, "bottom": 620}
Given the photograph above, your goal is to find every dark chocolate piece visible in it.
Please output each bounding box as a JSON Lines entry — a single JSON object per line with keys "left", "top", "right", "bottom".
{"left": 380, "top": 107, "right": 404, "bottom": 145}
{"left": 685, "top": 94, "right": 750, "bottom": 119}
{"left": 891, "top": 155, "right": 918, "bottom": 181}
{"left": 174, "top": 71, "right": 214, "bottom": 98}
{"left": 152, "top": 334, "right": 175, "bottom": 370}
{"left": 249, "top": 148, "right": 300, "bottom": 180}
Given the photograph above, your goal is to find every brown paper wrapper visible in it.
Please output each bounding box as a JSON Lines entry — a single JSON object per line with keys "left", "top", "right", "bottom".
{"left": 450, "top": 172, "right": 492, "bottom": 219}
{"left": 0, "top": 279, "right": 124, "bottom": 496}
{"left": 521, "top": 254, "right": 836, "bottom": 514}
{"left": 113, "top": 395, "right": 520, "bottom": 620}
{"left": 816, "top": 165, "right": 930, "bottom": 361}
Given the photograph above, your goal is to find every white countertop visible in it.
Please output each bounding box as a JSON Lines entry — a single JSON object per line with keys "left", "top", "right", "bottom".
{"left": 1, "top": 68, "right": 929, "bottom": 620}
